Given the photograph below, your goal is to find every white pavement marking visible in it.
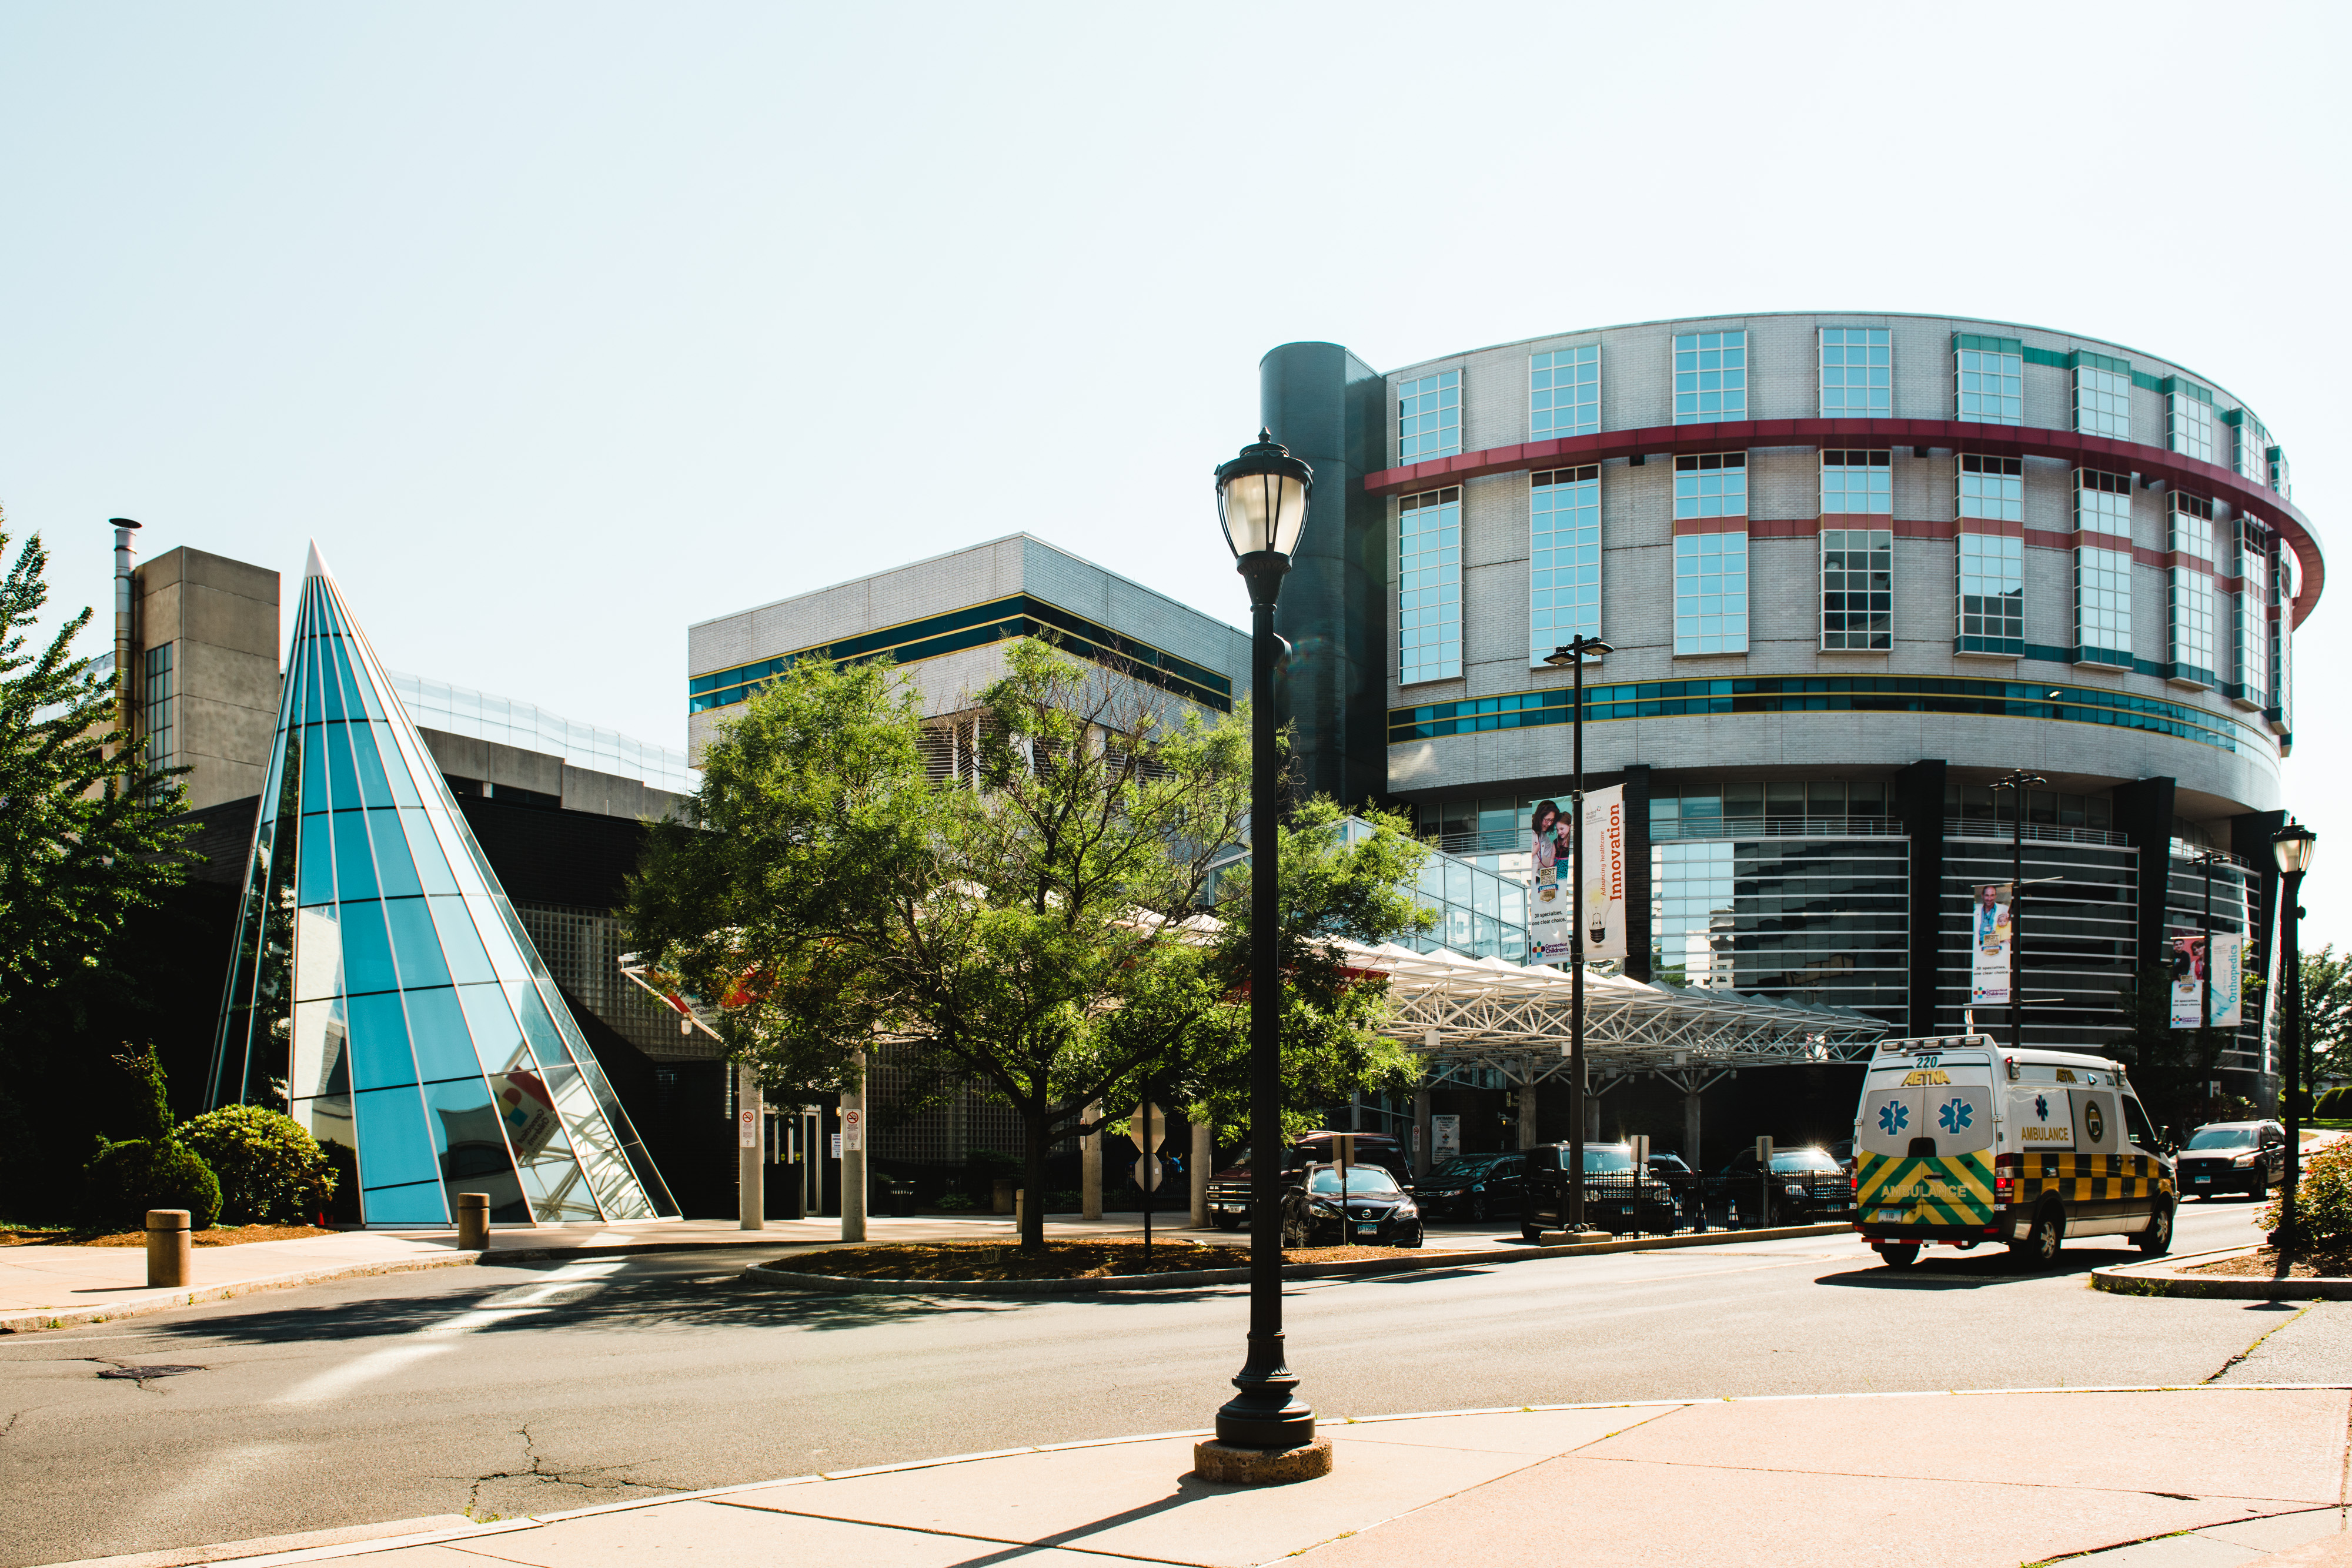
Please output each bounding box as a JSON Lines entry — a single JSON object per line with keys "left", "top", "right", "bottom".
{"left": 269, "top": 1259, "right": 627, "bottom": 1405}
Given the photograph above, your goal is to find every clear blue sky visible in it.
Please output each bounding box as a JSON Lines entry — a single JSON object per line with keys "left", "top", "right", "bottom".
{"left": 5, "top": 2, "right": 2348, "bottom": 945}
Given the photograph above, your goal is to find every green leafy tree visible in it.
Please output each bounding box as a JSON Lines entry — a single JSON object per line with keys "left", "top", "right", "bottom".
{"left": 0, "top": 521, "right": 196, "bottom": 1205}
{"left": 180, "top": 1104, "right": 338, "bottom": 1224}
{"left": 84, "top": 1045, "right": 221, "bottom": 1230}
{"left": 2294, "top": 945, "right": 2352, "bottom": 1098}
{"left": 629, "top": 639, "right": 1431, "bottom": 1248}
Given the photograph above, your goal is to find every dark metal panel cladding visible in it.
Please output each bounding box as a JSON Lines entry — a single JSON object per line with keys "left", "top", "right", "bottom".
{"left": 1896, "top": 758, "right": 1946, "bottom": 1034}
{"left": 1260, "top": 342, "right": 1388, "bottom": 813}
{"left": 2113, "top": 775, "right": 2177, "bottom": 981}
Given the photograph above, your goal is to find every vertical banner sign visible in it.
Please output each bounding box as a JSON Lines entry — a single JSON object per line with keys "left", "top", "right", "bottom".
{"left": 1581, "top": 784, "right": 1628, "bottom": 961}
{"left": 1969, "top": 884, "right": 2014, "bottom": 1005}
{"left": 841, "top": 1107, "right": 864, "bottom": 1152}
{"left": 1528, "top": 798, "right": 1569, "bottom": 962}
{"left": 2169, "top": 935, "right": 2209, "bottom": 1028}
{"left": 2211, "top": 932, "right": 2245, "bottom": 1028}
{"left": 1431, "top": 1114, "right": 1461, "bottom": 1160}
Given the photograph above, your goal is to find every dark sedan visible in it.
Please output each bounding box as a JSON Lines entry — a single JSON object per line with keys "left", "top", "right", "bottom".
{"left": 1280, "top": 1165, "right": 1424, "bottom": 1248}
{"left": 1208, "top": 1132, "right": 1410, "bottom": 1231}
{"left": 1705, "top": 1145, "right": 1853, "bottom": 1227}
{"left": 1520, "top": 1144, "right": 1682, "bottom": 1239}
{"left": 1411, "top": 1152, "right": 1525, "bottom": 1222}
{"left": 2175, "top": 1121, "right": 2286, "bottom": 1201}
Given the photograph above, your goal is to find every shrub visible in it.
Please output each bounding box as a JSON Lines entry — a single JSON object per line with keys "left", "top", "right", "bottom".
{"left": 937, "top": 1192, "right": 977, "bottom": 1212}
{"left": 2263, "top": 1139, "right": 2352, "bottom": 1250}
{"left": 2315, "top": 1086, "right": 2351, "bottom": 1118}
{"left": 85, "top": 1137, "right": 221, "bottom": 1231}
{"left": 179, "top": 1105, "right": 337, "bottom": 1224}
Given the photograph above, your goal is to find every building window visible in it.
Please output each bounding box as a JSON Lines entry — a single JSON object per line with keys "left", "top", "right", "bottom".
{"left": 1530, "top": 346, "right": 1599, "bottom": 440}
{"left": 2074, "top": 546, "right": 2134, "bottom": 668}
{"left": 2168, "top": 492, "right": 2215, "bottom": 563}
{"left": 141, "top": 643, "right": 173, "bottom": 772}
{"left": 2073, "top": 357, "right": 2132, "bottom": 440}
{"left": 2234, "top": 528, "right": 2270, "bottom": 709}
{"left": 1674, "top": 531, "right": 1748, "bottom": 655}
{"left": 1957, "top": 344, "right": 2024, "bottom": 425}
{"left": 1398, "top": 487, "right": 1462, "bottom": 684}
{"left": 1820, "top": 529, "right": 1893, "bottom": 651}
{"left": 1673, "top": 452, "right": 1746, "bottom": 518}
{"left": 1957, "top": 534, "right": 2024, "bottom": 656}
{"left": 1957, "top": 454, "right": 2023, "bottom": 521}
{"left": 1673, "top": 331, "right": 1746, "bottom": 424}
{"left": 2269, "top": 447, "right": 2290, "bottom": 499}
{"left": 1820, "top": 450, "right": 1893, "bottom": 514}
{"left": 2169, "top": 387, "right": 2215, "bottom": 464}
{"left": 2233, "top": 413, "right": 2270, "bottom": 483}
{"left": 2271, "top": 552, "right": 2294, "bottom": 725}
{"left": 1820, "top": 327, "right": 1891, "bottom": 417}
{"left": 1530, "top": 466, "right": 1601, "bottom": 666}
{"left": 1398, "top": 370, "right": 1461, "bottom": 464}
{"left": 2074, "top": 468, "right": 2133, "bottom": 539}
{"left": 2170, "top": 568, "right": 2216, "bottom": 687}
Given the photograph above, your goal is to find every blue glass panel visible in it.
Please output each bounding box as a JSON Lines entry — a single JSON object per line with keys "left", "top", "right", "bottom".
{"left": 507, "top": 981, "right": 569, "bottom": 1066}
{"left": 368, "top": 810, "right": 423, "bottom": 898}
{"left": 429, "top": 896, "right": 498, "bottom": 985}
{"left": 301, "top": 642, "right": 323, "bottom": 724}
{"left": 297, "top": 810, "right": 336, "bottom": 907}
{"left": 403, "top": 986, "right": 477, "bottom": 1081}
{"left": 322, "top": 722, "right": 360, "bottom": 815}
{"left": 358, "top": 1179, "right": 447, "bottom": 1225}
{"left": 345, "top": 642, "right": 387, "bottom": 723}
{"left": 319, "top": 640, "right": 348, "bottom": 721}
{"left": 338, "top": 897, "right": 398, "bottom": 995}
{"left": 421, "top": 1076, "right": 529, "bottom": 1221}
{"left": 346, "top": 989, "right": 418, "bottom": 1091}
{"left": 384, "top": 896, "right": 452, "bottom": 990}
{"left": 346, "top": 723, "right": 396, "bottom": 810}
{"left": 455, "top": 981, "right": 531, "bottom": 1073}
{"left": 330, "top": 811, "right": 379, "bottom": 901}
{"left": 403, "top": 810, "right": 459, "bottom": 895}
{"left": 377, "top": 727, "right": 422, "bottom": 806}
{"left": 297, "top": 724, "right": 333, "bottom": 814}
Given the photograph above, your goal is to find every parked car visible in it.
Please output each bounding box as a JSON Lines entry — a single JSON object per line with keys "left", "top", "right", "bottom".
{"left": 1207, "top": 1132, "right": 1409, "bottom": 1231}
{"left": 2174, "top": 1121, "right": 2286, "bottom": 1201}
{"left": 1519, "top": 1143, "right": 1683, "bottom": 1239}
{"left": 1410, "top": 1152, "right": 1526, "bottom": 1222}
{"left": 1706, "top": 1145, "right": 1853, "bottom": 1227}
{"left": 1280, "top": 1164, "right": 1424, "bottom": 1248}
{"left": 1641, "top": 1151, "right": 1702, "bottom": 1217}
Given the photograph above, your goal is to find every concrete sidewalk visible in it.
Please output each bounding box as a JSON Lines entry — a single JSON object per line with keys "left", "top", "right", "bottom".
{"left": 44, "top": 1386, "right": 2352, "bottom": 1568}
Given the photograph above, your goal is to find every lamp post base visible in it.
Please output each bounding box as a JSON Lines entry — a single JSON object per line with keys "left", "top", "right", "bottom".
{"left": 1193, "top": 1437, "right": 1334, "bottom": 1486}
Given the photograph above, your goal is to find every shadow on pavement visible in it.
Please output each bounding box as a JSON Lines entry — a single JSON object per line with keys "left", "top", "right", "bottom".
{"left": 1815, "top": 1245, "right": 2147, "bottom": 1290}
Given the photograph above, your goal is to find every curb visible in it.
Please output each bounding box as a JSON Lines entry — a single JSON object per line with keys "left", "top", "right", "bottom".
{"left": 742, "top": 1222, "right": 1852, "bottom": 1297}
{"left": 2090, "top": 1245, "right": 2352, "bottom": 1300}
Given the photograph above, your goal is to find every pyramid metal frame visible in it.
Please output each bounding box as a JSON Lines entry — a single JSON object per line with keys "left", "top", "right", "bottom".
{"left": 209, "top": 547, "right": 676, "bottom": 1226}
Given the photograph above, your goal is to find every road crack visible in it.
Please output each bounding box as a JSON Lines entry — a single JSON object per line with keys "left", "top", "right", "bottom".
{"left": 460, "top": 1422, "right": 686, "bottom": 1520}
{"left": 2206, "top": 1304, "right": 2311, "bottom": 1382}
{"left": 84, "top": 1358, "right": 205, "bottom": 1390}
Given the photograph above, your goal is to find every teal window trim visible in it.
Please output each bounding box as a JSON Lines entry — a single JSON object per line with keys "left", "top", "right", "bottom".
{"left": 2023, "top": 346, "right": 2070, "bottom": 369}
{"left": 1387, "top": 674, "right": 2257, "bottom": 753}
{"left": 2161, "top": 376, "right": 2215, "bottom": 407}
{"left": 2071, "top": 349, "right": 2132, "bottom": 376}
{"left": 1954, "top": 634, "right": 2024, "bottom": 657}
{"left": 1954, "top": 333, "right": 2023, "bottom": 356}
{"left": 689, "top": 596, "right": 1234, "bottom": 716}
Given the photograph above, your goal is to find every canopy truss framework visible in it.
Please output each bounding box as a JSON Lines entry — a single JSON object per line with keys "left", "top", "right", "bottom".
{"left": 1351, "top": 942, "right": 1889, "bottom": 1090}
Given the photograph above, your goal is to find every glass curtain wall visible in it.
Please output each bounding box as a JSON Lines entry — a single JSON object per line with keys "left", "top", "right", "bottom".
{"left": 1529, "top": 466, "right": 1601, "bottom": 664}
{"left": 209, "top": 550, "right": 674, "bottom": 1226}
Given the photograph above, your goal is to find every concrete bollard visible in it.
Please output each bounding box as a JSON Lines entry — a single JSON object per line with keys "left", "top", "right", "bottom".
{"left": 146, "top": 1209, "right": 192, "bottom": 1289}
{"left": 456, "top": 1192, "right": 490, "bottom": 1251}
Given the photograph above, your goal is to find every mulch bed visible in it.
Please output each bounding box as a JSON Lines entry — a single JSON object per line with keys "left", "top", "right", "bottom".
{"left": 2186, "top": 1245, "right": 2352, "bottom": 1280}
{"left": 0, "top": 1224, "right": 342, "bottom": 1249}
{"left": 768, "top": 1238, "right": 1415, "bottom": 1282}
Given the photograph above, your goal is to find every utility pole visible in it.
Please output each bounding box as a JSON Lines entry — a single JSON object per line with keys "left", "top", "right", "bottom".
{"left": 1992, "top": 769, "right": 2047, "bottom": 1055}
{"left": 1545, "top": 634, "right": 1613, "bottom": 1233}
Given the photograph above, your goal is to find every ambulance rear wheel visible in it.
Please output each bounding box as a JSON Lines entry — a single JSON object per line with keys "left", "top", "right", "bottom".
{"left": 2009, "top": 1204, "right": 2063, "bottom": 1268}
{"left": 2134, "top": 1200, "right": 2174, "bottom": 1256}
{"left": 1878, "top": 1243, "right": 1920, "bottom": 1269}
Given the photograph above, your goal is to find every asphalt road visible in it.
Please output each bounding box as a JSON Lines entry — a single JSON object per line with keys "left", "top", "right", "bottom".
{"left": 2, "top": 1199, "right": 2334, "bottom": 1567}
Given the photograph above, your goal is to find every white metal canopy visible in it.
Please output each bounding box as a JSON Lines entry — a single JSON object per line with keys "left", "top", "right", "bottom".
{"left": 1343, "top": 941, "right": 1889, "bottom": 1088}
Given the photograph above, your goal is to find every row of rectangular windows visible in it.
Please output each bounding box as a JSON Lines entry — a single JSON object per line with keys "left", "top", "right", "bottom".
{"left": 1395, "top": 331, "right": 2290, "bottom": 498}
{"left": 1398, "top": 462, "right": 2291, "bottom": 703}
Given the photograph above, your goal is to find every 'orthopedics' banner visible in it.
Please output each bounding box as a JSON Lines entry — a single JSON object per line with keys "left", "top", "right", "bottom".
{"left": 1969, "top": 883, "right": 2014, "bottom": 1006}
{"left": 2171, "top": 932, "right": 2246, "bottom": 1028}
{"left": 1581, "top": 784, "right": 1627, "bottom": 962}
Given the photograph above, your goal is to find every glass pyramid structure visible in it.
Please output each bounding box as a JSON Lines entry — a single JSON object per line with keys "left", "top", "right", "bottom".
{"left": 210, "top": 546, "right": 675, "bottom": 1226}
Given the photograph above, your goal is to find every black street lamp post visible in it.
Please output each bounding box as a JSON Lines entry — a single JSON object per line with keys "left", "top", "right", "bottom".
{"left": 1544, "top": 634, "right": 1613, "bottom": 1232}
{"left": 1210, "top": 429, "right": 1320, "bottom": 1468}
{"left": 1990, "top": 769, "right": 2047, "bottom": 1054}
{"left": 2271, "top": 821, "right": 2317, "bottom": 1257}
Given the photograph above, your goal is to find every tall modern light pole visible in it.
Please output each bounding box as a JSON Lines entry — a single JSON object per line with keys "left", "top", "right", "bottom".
{"left": 1209, "top": 429, "right": 1320, "bottom": 1469}
{"left": 1544, "top": 634, "right": 1613, "bottom": 1232}
{"left": 1990, "top": 768, "right": 2047, "bottom": 1055}
{"left": 2271, "top": 821, "right": 2317, "bottom": 1257}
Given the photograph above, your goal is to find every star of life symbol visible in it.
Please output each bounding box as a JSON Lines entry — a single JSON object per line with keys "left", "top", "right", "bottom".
{"left": 1938, "top": 1098, "right": 1973, "bottom": 1135}
{"left": 1877, "top": 1101, "right": 1909, "bottom": 1137}
{"left": 2034, "top": 1094, "right": 2050, "bottom": 1121}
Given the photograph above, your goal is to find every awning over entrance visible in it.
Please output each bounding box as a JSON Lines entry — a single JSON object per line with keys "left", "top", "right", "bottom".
{"left": 1348, "top": 941, "right": 1889, "bottom": 1086}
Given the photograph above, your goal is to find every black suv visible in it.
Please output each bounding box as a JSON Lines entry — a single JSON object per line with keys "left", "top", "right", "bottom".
{"left": 1520, "top": 1144, "right": 1683, "bottom": 1239}
{"left": 1705, "top": 1145, "right": 1852, "bottom": 1227}
{"left": 2176, "top": 1121, "right": 2286, "bottom": 1201}
{"left": 1207, "top": 1132, "right": 1409, "bottom": 1231}
{"left": 1410, "top": 1151, "right": 1526, "bottom": 1222}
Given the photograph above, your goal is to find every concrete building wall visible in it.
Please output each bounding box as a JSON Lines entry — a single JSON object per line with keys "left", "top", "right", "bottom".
{"left": 135, "top": 547, "right": 280, "bottom": 811}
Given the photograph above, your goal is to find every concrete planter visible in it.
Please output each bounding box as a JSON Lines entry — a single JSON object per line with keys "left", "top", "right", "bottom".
{"left": 2090, "top": 1245, "right": 2352, "bottom": 1300}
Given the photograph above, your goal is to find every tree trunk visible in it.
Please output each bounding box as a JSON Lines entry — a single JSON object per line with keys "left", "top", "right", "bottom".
{"left": 1020, "top": 1105, "right": 1051, "bottom": 1251}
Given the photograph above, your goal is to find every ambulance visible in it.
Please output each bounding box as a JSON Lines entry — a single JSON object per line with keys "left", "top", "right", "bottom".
{"left": 1852, "top": 1033, "right": 2174, "bottom": 1269}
